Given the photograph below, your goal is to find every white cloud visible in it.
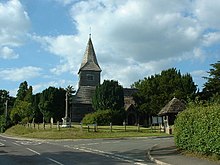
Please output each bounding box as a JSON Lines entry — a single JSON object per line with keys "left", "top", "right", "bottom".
{"left": 32, "top": 79, "right": 75, "bottom": 94}
{"left": 195, "top": 0, "right": 220, "bottom": 29}
{"left": 33, "top": 34, "right": 83, "bottom": 75}
{"left": 33, "top": 0, "right": 220, "bottom": 88}
{"left": 190, "top": 69, "right": 208, "bottom": 89}
{"left": 55, "top": 0, "right": 76, "bottom": 6}
{"left": 0, "top": 46, "right": 19, "bottom": 59}
{"left": 0, "top": 66, "right": 42, "bottom": 82}
{"left": 203, "top": 32, "right": 220, "bottom": 46}
{"left": 0, "top": 0, "right": 30, "bottom": 47}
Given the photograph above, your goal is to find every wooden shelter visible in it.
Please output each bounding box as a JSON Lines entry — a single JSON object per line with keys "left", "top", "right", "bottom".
{"left": 158, "top": 97, "right": 186, "bottom": 129}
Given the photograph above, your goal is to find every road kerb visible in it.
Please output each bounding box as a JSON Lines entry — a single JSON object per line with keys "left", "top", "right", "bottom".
{"left": 147, "top": 144, "right": 171, "bottom": 165}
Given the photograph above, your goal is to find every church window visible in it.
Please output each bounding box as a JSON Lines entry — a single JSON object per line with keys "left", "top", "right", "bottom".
{"left": 87, "top": 74, "right": 94, "bottom": 81}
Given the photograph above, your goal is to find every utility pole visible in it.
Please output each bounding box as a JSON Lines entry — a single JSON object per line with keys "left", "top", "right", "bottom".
{"left": 5, "top": 100, "right": 8, "bottom": 118}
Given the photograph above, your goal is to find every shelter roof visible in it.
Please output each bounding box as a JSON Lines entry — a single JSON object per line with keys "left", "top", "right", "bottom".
{"left": 158, "top": 97, "right": 186, "bottom": 116}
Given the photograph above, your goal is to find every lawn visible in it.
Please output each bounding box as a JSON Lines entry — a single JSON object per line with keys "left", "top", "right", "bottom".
{"left": 4, "top": 123, "right": 168, "bottom": 139}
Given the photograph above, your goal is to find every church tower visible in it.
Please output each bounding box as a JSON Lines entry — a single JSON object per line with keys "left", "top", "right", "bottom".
{"left": 78, "top": 36, "right": 101, "bottom": 87}
{"left": 72, "top": 36, "right": 101, "bottom": 122}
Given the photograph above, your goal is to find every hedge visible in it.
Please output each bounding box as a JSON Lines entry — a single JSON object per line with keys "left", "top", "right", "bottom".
{"left": 174, "top": 104, "right": 220, "bottom": 156}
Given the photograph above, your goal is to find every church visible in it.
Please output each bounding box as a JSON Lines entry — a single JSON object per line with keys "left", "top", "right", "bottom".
{"left": 71, "top": 36, "right": 137, "bottom": 124}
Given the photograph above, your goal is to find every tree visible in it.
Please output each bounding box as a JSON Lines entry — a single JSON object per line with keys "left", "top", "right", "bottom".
{"left": 11, "top": 81, "right": 33, "bottom": 124}
{"left": 16, "top": 81, "right": 28, "bottom": 101}
{"left": 0, "top": 90, "right": 9, "bottom": 116}
{"left": 92, "top": 80, "right": 124, "bottom": 111}
{"left": 38, "top": 87, "right": 66, "bottom": 122}
{"left": 32, "top": 93, "right": 43, "bottom": 122}
{"left": 203, "top": 61, "right": 220, "bottom": 99}
{"left": 0, "top": 90, "right": 14, "bottom": 131}
{"left": 132, "top": 68, "right": 197, "bottom": 116}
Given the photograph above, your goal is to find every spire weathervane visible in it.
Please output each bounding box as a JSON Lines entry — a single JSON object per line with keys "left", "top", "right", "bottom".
{"left": 89, "top": 27, "right": 92, "bottom": 38}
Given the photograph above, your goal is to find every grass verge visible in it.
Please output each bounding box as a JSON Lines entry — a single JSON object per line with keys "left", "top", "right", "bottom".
{"left": 4, "top": 124, "right": 168, "bottom": 139}
{"left": 181, "top": 150, "right": 220, "bottom": 164}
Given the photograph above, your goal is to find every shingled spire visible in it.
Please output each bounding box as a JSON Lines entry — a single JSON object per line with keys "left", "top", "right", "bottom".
{"left": 78, "top": 36, "right": 101, "bottom": 73}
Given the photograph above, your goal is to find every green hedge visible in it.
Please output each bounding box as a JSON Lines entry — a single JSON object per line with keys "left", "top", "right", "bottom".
{"left": 82, "top": 109, "right": 124, "bottom": 126}
{"left": 174, "top": 104, "right": 220, "bottom": 156}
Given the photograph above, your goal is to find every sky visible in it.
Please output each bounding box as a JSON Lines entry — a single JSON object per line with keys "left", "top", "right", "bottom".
{"left": 0, "top": 0, "right": 220, "bottom": 96}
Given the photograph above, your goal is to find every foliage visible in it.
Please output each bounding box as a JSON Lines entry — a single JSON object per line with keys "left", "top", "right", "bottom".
{"left": 10, "top": 100, "right": 33, "bottom": 124}
{"left": 11, "top": 81, "right": 33, "bottom": 124}
{"left": 32, "top": 93, "right": 43, "bottom": 123}
{"left": 0, "top": 114, "right": 12, "bottom": 133}
{"left": 174, "top": 104, "right": 220, "bottom": 156}
{"left": 132, "top": 68, "right": 197, "bottom": 115}
{"left": 16, "top": 81, "right": 28, "bottom": 100}
{"left": 0, "top": 90, "right": 9, "bottom": 115}
{"left": 38, "top": 87, "right": 66, "bottom": 122}
{"left": 202, "top": 61, "right": 220, "bottom": 99}
{"left": 92, "top": 80, "right": 124, "bottom": 111}
{"left": 82, "top": 109, "right": 125, "bottom": 125}
{"left": 82, "top": 110, "right": 112, "bottom": 125}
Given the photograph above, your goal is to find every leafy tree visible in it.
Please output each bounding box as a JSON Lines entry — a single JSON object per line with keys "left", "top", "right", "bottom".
{"left": 203, "top": 61, "right": 220, "bottom": 99}
{"left": 32, "top": 93, "right": 43, "bottom": 123}
{"left": 0, "top": 90, "right": 9, "bottom": 115}
{"left": 11, "top": 81, "right": 33, "bottom": 124}
{"left": 0, "top": 90, "right": 14, "bottom": 131}
{"left": 92, "top": 80, "right": 124, "bottom": 111}
{"left": 10, "top": 100, "right": 32, "bottom": 124}
{"left": 132, "top": 68, "right": 197, "bottom": 116}
{"left": 16, "top": 81, "right": 28, "bottom": 101}
{"left": 38, "top": 87, "right": 66, "bottom": 122}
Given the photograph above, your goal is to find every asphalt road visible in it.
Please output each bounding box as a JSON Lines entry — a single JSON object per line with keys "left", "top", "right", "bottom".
{"left": 0, "top": 134, "right": 173, "bottom": 165}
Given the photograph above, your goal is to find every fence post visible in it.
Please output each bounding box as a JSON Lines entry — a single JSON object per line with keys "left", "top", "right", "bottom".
{"left": 137, "top": 123, "right": 140, "bottom": 132}
{"left": 57, "top": 121, "right": 60, "bottom": 131}
{"left": 87, "top": 125, "right": 90, "bottom": 132}
{"left": 123, "top": 121, "right": 126, "bottom": 132}
{"left": 110, "top": 122, "right": 112, "bottom": 132}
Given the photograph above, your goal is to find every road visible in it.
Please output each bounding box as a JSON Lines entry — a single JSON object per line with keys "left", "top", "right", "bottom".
{"left": 0, "top": 134, "right": 173, "bottom": 165}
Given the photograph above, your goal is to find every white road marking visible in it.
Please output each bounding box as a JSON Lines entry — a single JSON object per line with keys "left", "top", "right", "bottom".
{"left": 16, "top": 141, "right": 41, "bottom": 146}
{"left": 12, "top": 142, "right": 21, "bottom": 146}
{"left": 26, "top": 148, "right": 64, "bottom": 165}
{"left": 64, "top": 145, "right": 148, "bottom": 165}
{"left": 0, "top": 142, "right": 5, "bottom": 146}
{"left": 47, "top": 157, "right": 64, "bottom": 165}
{"left": 26, "top": 148, "right": 41, "bottom": 155}
{"left": 0, "top": 139, "right": 6, "bottom": 142}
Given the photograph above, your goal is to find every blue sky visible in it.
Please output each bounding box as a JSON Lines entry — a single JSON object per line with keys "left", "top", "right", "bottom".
{"left": 0, "top": 0, "right": 220, "bottom": 96}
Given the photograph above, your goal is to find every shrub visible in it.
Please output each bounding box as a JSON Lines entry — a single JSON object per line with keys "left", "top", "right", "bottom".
{"left": 174, "top": 104, "right": 220, "bottom": 156}
{"left": 82, "top": 109, "right": 125, "bottom": 126}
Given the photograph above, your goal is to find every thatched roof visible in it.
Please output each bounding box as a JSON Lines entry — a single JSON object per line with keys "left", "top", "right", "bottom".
{"left": 158, "top": 97, "right": 186, "bottom": 116}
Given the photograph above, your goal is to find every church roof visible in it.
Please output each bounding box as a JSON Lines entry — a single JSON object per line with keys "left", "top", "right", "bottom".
{"left": 78, "top": 37, "right": 101, "bottom": 73}
{"left": 73, "top": 86, "right": 96, "bottom": 104}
